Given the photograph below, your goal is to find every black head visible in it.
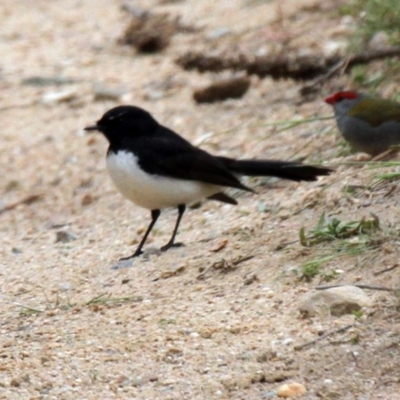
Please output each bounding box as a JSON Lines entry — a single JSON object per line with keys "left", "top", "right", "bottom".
{"left": 84, "top": 105, "right": 159, "bottom": 144}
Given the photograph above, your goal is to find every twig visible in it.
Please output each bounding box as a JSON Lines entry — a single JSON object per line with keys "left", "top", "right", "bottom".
{"left": 0, "top": 194, "right": 42, "bottom": 215}
{"left": 294, "top": 324, "right": 354, "bottom": 351}
{"left": 232, "top": 255, "right": 255, "bottom": 266}
{"left": 374, "top": 264, "right": 399, "bottom": 276}
{"left": 301, "top": 47, "right": 400, "bottom": 96}
{"left": 316, "top": 284, "right": 393, "bottom": 292}
{"left": 300, "top": 60, "right": 345, "bottom": 96}
{"left": 178, "top": 46, "right": 400, "bottom": 82}
{"left": 197, "top": 254, "right": 254, "bottom": 279}
{"left": 0, "top": 101, "right": 38, "bottom": 112}
{"left": 346, "top": 47, "right": 400, "bottom": 69}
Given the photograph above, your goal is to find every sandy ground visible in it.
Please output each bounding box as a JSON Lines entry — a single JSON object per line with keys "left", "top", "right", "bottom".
{"left": 1, "top": 0, "right": 400, "bottom": 399}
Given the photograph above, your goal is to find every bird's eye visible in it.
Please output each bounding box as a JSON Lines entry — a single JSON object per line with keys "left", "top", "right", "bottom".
{"left": 107, "top": 112, "right": 126, "bottom": 122}
{"left": 334, "top": 94, "right": 347, "bottom": 103}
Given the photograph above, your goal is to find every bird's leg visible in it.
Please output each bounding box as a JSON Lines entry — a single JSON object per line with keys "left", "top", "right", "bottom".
{"left": 161, "top": 204, "right": 186, "bottom": 252}
{"left": 120, "top": 209, "right": 161, "bottom": 260}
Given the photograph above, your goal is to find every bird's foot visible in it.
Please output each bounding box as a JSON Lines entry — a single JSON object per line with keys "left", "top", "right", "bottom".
{"left": 119, "top": 250, "right": 143, "bottom": 261}
{"left": 160, "top": 242, "right": 185, "bottom": 252}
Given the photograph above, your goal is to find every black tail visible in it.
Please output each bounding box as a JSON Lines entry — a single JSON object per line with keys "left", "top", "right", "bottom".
{"left": 218, "top": 157, "right": 332, "bottom": 182}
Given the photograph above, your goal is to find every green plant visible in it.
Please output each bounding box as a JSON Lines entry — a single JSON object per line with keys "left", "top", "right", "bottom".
{"left": 340, "top": 0, "right": 400, "bottom": 48}
{"left": 300, "top": 213, "right": 380, "bottom": 247}
{"left": 372, "top": 171, "right": 400, "bottom": 187}
{"left": 299, "top": 256, "right": 335, "bottom": 282}
{"left": 322, "top": 269, "right": 340, "bottom": 282}
{"left": 86, "top": 293, "right": 143, "bottom": 306}
{"left": 297, "top": 214, "right": 384, "bottom": 282}
{"left": 17, "top": 305, "right": 44, "bottom": 316}
{"left": 352, "top": 310, "right": 364, "bottom": 319}
{"left": 300, "top": 262, "right": 320, "bottom": 281}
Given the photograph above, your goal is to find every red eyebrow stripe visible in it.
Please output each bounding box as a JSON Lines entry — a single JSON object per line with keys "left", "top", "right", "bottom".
{"left": 325, "top": 91, "right": 358, "bottom": 104}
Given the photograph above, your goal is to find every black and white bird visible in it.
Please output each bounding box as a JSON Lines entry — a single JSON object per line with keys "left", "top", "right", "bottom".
{"left": 85, "top": 105, "right": 331, "bottom": 259}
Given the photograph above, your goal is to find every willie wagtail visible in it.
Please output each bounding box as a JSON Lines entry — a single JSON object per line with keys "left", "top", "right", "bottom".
{"left": 85, "top": 105, "right": 332, "bottom": 259}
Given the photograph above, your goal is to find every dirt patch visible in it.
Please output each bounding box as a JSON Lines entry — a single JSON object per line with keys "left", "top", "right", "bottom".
{"left": 1, "top": 0, "right": 400, "bottom": 399}
{"left": 120, "top": 5, "right": 195, "bottom": 53}
{"left": 193, "top": 75, "right": 251, "bottom": 103}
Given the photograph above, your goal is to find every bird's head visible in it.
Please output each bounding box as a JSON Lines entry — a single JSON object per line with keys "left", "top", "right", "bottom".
{"left": 84, "top": 105, "right": 158, "bottom": 143}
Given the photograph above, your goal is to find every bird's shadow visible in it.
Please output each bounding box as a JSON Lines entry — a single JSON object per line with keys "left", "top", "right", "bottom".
{"left": 110, "top": 247, "right": 162, "bottom": 270}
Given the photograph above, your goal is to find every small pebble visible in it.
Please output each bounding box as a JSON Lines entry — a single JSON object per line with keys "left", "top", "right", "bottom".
{"left": 335, "top": 269, "right": 344, "bottom": 274}
{"left": 59, "top": 283, "right": 71, "bottom": 292}
{"left": 41, "top": 89, "right": 77, "bottom": 104}
{"left": 243, "top": 272, "right": 257, "bottom": 285}
{"left": 262, "top": 391, "right": 277, "bottom": 399}
{"left": 206, "top": 27, "right": 230, "bottom": 40}
{"left": 22, "top": 75, "right": 78, "bottom": 86}
{"left": 93, "top": 84, "right": 126, "bottom": 101}
{"left": 81, "top": 194, "right": 96, "bottom": 206}
{"left": 55, "top": 231, "right": 77, "bottom": 243}
{"left": 277, "top": 382, "right": 306, "bottom": 398}
{"left": 368, "top": 31, "right": 390, "bottom": 51}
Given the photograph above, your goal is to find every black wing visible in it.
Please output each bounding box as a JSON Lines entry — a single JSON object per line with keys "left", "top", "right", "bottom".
{"left": 136, "top": 126, "right": 252, "bottom": 192}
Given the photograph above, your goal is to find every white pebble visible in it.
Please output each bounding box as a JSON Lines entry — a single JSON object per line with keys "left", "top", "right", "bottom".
{"left": 59, "top": 283, "right": 71, "bottom": 291}
{"left": 41, "top": 89, "right": 77, "bottom": 104}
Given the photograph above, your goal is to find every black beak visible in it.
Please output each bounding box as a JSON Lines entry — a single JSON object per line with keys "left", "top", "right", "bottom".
{"left": 84, "top": 124, "right": 99, "bottom": 132}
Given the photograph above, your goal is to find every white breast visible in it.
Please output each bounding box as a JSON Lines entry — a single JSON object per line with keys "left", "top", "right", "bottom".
{"left": 106, "top": 151, "right": 222, "bottom": 210}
